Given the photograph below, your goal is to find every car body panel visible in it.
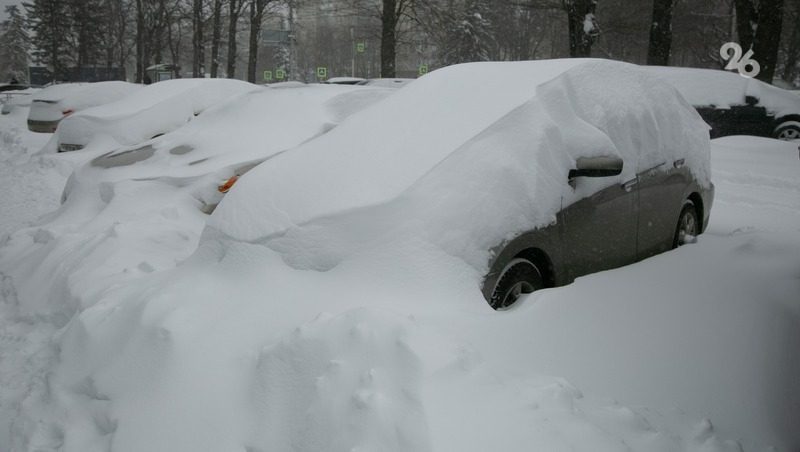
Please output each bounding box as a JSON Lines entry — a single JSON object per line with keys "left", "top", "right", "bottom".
{"left": 481, "top": 160, "right": 714, "bottom": 302}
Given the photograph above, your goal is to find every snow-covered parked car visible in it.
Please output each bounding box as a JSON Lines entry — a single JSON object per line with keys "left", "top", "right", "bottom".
{"left": 55, "top": 78, "right": 259, "bottom": 153}
{"left": 208, "top": 59, "right": 715, "bottom": 309}
{"left": 356, "top": 78, "right": 413, "bottom": 88}
{"left": 60, "top": 83, "right": 395, "bottom": 213}
{"left": 644, "top": 66, "right": 800, "bottom": 140}
{"left": 27, "top": 81, "right": 141, "bottom": 133}
{"left": 1, "top": 87, "right": 41, "bottom": 115}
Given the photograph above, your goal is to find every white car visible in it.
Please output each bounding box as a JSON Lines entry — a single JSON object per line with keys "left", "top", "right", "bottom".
{"left": 55, "top": 78, "right": 259, "bottom": 153}
{"left": 27, "top": 81, "right": 141, "bottom": 133}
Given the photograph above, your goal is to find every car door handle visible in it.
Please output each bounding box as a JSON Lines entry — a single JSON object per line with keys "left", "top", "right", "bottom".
{"left": 622, "top": 179, "right": 638, "bottom": 192}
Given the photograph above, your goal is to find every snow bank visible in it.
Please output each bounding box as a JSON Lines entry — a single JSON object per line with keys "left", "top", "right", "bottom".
{"left": 210, "top": 59, "right": 710, "bottom": 273}
{"left": 56, "top": 79, "right": 259, "bottom": 147}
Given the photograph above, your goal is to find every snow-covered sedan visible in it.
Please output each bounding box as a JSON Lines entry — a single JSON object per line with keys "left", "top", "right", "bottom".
{"left": 208, "top": 59, "right": 715, "bottom": 310}
{"left": 644, "top": 66, "right": 800, "bottom": 140}
{"left": 27, "top": 81, "right": 141, "bottom": 133}
{"left": 55, "top": 78, "right": 259, "bottom": 153}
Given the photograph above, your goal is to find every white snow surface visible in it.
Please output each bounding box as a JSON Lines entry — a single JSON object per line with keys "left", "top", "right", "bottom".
{"left": 644, "top": 66, "right": 800, "bottom": 117}
{"left": 55, "top": 78, "right": 259, "bottom": 147}
{"left": 210, "top": 59, "right": 710, "bottom": 273}
{"left": 0, "top": 63, "right": 798, "bottom": 452}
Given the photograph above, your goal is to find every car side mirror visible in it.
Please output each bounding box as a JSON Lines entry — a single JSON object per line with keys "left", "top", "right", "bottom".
{"left": 568, "top": 156, "right": 624, "bottom": 181}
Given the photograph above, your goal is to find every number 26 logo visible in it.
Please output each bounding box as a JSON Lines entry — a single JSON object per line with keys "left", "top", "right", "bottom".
{"left": 720, "top": 42, "right": 761, "bottom": 78}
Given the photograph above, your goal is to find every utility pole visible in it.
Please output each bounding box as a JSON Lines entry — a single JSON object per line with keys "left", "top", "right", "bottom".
{"left": 351, "top": 26, "right": 355, "bottom": 77}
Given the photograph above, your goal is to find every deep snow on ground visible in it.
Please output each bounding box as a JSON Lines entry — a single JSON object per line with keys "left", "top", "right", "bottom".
{"left": 0, "top": 108, "right": 65, "bottom": 236}
{"left": 0, "top": 84, "right": 798, "bottom": 452}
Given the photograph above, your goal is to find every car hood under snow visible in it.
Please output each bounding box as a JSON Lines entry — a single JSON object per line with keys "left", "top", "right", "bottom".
{"left": 208, "top": 59, "right": 711, "bottom": 272}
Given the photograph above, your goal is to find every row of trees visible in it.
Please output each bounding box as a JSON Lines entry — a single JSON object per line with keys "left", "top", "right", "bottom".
{"left": 1, "top": 0, "right": 798, "bottom": 86}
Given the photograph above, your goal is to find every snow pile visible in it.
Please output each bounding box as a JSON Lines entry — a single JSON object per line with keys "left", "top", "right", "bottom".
{"left": 56, "top": 79, "right": 259, "bottom": 148}
{"left": 211, "top": 59, "right": 709, "bottom": 272}
{"left": 0, "top": 106, "right": 67, "bottom": 236}
{"left": 644, "top": 66, "right": 800, "bottom": 116}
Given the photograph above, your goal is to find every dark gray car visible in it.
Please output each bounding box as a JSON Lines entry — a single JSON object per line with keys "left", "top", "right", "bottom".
{"left": 204, "top": 59, "right": 716, "bottom": 311}
{"left": 481, "top": 155, "right": 714, "bottom": 309}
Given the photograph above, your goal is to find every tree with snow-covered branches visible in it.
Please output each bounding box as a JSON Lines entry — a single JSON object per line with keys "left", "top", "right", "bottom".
{"left": 0, "top": 5, "right": 30, "bottom": 83}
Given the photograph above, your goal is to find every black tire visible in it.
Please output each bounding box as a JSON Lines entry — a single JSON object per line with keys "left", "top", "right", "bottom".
{"left": 489, "top": 258, "right": 543, "bottom": 310}
{"left": 774, "top": 121, "right": 800, "bottom": 141}
{"left": 673, "top": 200, "right": 699, "bottom": 248}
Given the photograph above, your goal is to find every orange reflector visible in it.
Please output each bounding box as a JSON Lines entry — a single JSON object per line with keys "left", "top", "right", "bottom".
{"left": 218, "top": 175, "right": 239, "bottom": 193}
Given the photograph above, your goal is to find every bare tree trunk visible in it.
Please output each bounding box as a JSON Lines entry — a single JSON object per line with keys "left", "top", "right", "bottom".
{"left": 136, "top": 0, "right": 144, "bottom": 82}
{"left": 381, "top": 0, "right": 398, "bottom": 77}
{"left": 736, "top": 0, "right": 785, "bottom": 82}
{"left": 734, "top": 0, "right": 757, "bottom": 51}
{"left": 563, "top": 0, "right": 599, "bottom": 57}
{"left": 210, "top": 0, "right": 223, "bottom": 77}
{"left": 783, "top": 1, "right": 800, "bottom": 82}
{"left": 227, "top": 0, "right": 243, "bottom": 78}
{"left": 647, "top": 0, "right": 675, "bottom": 65}
{"left": 193, "top": 0, "right": 205, "bottom": 77}
{"left": 247, "top": 0, "right": 268, "bottom": 83}
{"left": 752, "top": 0, "right": 784, "bottom": 82}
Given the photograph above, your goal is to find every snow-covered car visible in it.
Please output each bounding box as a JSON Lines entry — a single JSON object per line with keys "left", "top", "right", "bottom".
{"left": 1, "top": 87, "right": 40, "bottom": 115}
{"left": 0, "top": 83, "right": 30, "bottom": 93}
{"left": 325, "top": 77, "right": 366, "bottom": 85}
{"left": 27, "top": 81, "right": 141, "bottom": 133}
{"left": 55, "top": 78, "right": 259, "bottom": 153}
{"left": 356, "top": 78, "right": 413, "bottom": 88}
{"left": 61, "top": 83, "right": 395, "bottom": 213}
{"left": 644, "top": 66, "right": 800, "bottom": 140}
{"left": 209, "top": 59, "right": 714, "bottom": 310}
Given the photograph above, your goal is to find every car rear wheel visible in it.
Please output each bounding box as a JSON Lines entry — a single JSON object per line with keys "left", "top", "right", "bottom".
{"left": 489, "top": 258, "right": 543, "bottom": 310}
{"left": 673, "top": 201, "right": 699, "bottom": 248}
{"left": 774, "top": 121, "right": 800, "bottom": 140}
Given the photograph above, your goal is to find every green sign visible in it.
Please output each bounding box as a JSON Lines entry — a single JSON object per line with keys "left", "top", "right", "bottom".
{"left": 263, "top": 70, "right": 273, "bottom": 81}
{"left": 275, "top": 69, "right": 286, "bottom": 80}
{"left": 418, "top": 64, "right": 429, "bottom": 76}
{"left": 356, "top": 42, "right": 366, "bottom": 53}
{"left": 316, "top": 67, "right": 327, "bottom": 79}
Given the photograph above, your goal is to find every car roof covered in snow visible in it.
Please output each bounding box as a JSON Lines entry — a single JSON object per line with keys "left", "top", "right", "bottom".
{"left": 208, "top": 59, "right": 711, "bottom": 251}
{"left": 31, "top": 81, "right": 142, "bottom": 109}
